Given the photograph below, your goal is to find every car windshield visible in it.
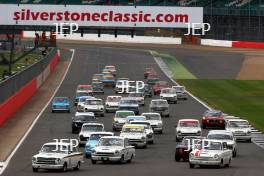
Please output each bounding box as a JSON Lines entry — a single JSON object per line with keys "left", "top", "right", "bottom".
{"left": 107, "top": 96, "right": 121, "bottom": 102}
{"left": 179, "top": 121, "right": 199, "bottom": 127}
{"left": 152, "top": 101, "right": 167, "bottom": 105}
{"left": 74, "top": 115, "right": 95, "bottom": 121}
{"left": 120, "top": 99, "right": 137, "bottom": 104}
{"left": 116, "top": 112, "right": 135, "bottom": 118}
{"left": 144, "top": 114, "right": 161, "bottom": 120}
{"left": 208, "top": 134, "right": 233, "bottom": 140}
{"left": 90, "top": 134, "right": 113, "bottom": 141}
{"left": 77, "top": 92, "right": 91, "bottom": 97}
{"left": 156, "top": 82, "right": 168, "bottom": 86}
{"left": 79, "top": 97, "right": 93, "bottom": 102}
{"left": 204, "top": 142, "right": 222, "bottom": 150}
{"left": 54, "top": 98, "right": 68, "bottom": 103}
{"left": 99, "top": 138, "right": 123, "bottom": 147}
{"left": 161, "top": 89, "right": 175, "bottom": 94}
{"left": 174, "top": 87, "right": 185, "bottom": 92}
{"left": 86, "top": 100, "right": 102, "bottom": 105}
{"left": 82, "top": 125, "right": 103, "bottom": 132}
{"left": 103, "top": 75, "right": 114, "bottom": 79}
{"left": 122, "top": 127, "right": 144, "bottom": 133}
{"left": 131, "top": 123, "right": 151, "bottom": 129}
{"left": 94, "top": 75, "right": 103, "bottom": 79}
{"left": 41, "top": 145, "right": 68, "bottom": 154}
{"left": 204, "top": 111, "right": 222, "bottom": 117}
{"left": 229, "top": 121, "right": 250, "bottom": 128}
{"left": 78, "top": 86, "right": 91, "bottom": 91}
{"left": 129, "top": 93, "right": 143, "bottom": 97}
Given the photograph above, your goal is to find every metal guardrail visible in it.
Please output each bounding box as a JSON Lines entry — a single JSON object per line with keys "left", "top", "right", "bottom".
{"left": 0, "top": 48, "right": 56, "bottom": 104}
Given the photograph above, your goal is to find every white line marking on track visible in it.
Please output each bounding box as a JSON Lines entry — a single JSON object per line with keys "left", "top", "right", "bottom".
{"left": 0, "top": 49, "right": 75, "bottom": 175}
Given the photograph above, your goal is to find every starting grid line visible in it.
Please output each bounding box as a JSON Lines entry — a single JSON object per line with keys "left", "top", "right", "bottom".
{"left": 150, "top": 51, "right": 264, "bottom": 150}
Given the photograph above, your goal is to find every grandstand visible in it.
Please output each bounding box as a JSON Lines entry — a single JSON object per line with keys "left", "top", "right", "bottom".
{"left": 0, "top": 0, "right": 263, "bottom": 41}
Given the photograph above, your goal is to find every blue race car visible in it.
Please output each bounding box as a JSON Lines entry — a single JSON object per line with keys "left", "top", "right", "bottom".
{"left": 75, "top": 91, "right": 93, "bottom": 105}
{"left": 102, "top": 75, "right": 115, "bottom": 88}
{"left": 85, "top": 132, "right": 114, "bottom": 158}
{"left": 52, "top": 97, "right": 70, "bottom": 113}
{"left": 126, "top": 116, "right": 146, "bottom": 123}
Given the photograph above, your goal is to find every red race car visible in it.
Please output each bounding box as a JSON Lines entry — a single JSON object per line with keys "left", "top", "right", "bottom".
{"left": 201, "top": 110, "right": 225, "bottom": 129}
{"left": 175, "top": 136, "right": 204, "bottom": 162}
{"left": 76, "top": 84, "right": 93, "bottom": 93}
{"left": 153, "top": 81, "right": 169, "bottom": 95}
{"left": 144, "top": 68, "right": 155, "bottom": 78}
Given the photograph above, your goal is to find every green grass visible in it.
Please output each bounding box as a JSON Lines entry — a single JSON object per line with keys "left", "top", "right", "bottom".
{"left": 150, "top": 51, "right": 196, "bottom": 79}
{"left": 178, "top": 79, "right": 264, "bottom": 132}
{"left": 0, "top": 53, "right": 41, "bottom": 80}
{"left": 158, "top": 51, "right": 264, "bottom": 132}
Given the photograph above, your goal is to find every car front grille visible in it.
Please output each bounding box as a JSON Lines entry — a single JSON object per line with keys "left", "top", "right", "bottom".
{"left": 36, "top": 157, "right": 56, "bottom": 165}
{"left": 95, "top": 152, "right": 114, "bottom": 157}
{"left": 129, "top": 139, "right": 141, "bottom": 143}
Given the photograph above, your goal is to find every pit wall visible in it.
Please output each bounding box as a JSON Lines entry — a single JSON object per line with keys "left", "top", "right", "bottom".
{"left": 0, "top": 49, "right": 60, "bottom": 126}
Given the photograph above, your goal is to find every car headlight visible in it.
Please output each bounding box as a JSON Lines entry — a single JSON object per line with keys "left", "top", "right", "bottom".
{"left": 115, "top": 150, "right": 120, "bottom": 155}
{"left": 197, "top": 131, "right": 201, "bottom": 134}
{"left": 79, "top": 135, "right": 84, "bottom": 140}
{"left": 177, "top": 131, "right": 181, "bottom": 134}
{"left": 141, "top": 136, "right": 146, "bottom": 140}
{"left": 86, "top": 144, "right": 90, "bottom": 148}
{"left": 92, "top": 150, "right": 96, "bottom": 154}
{"left": 32, "top": 157, "right": 37, "bottom": 163}
{"left": 214, "top": 154, "right": 219, "bottom": 159}
{"left": 247, "top": 131, "right": 251, "bottom": 134}
{"left": 55, "top": 158, "right": 61, "bottom": 164}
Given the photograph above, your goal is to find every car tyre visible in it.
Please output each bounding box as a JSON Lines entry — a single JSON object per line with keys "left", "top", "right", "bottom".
{"left": 91, "top": 159, "right": 96, "bottom": 164}
{"left": 175, "top": 156, "right": 180, "bottom": 162}
{"left": 74, "top": 161, "right": 80, "bottom": 170}
{"left": 127, "top": 154, "right": 133, "bottom": 163}
{"left": 176, "top": 137, "right": 180, "bottom": 142}
{"left": 62, "top": 163, "right": 67, "bottom": 172}
{"left": 189, "top": 163, "right": 195, "bottom": 168}
{"left": 32, "top": 167, "right": 38, "bottom": 172}
{"left": 232, "top": 150, "right": 237, "bottom": 157}
{"left": 247, "top": 138, "right": 252, "bottom": 143}
{"left": 225, "top": 159, "right": 231, "bottom": 167}
{"left": 148, "top": 140, "right": 154, "bottom": 144}
{"left": 119, "top": 155, "right": 125, "bottom": 164}
{"left": 202, "top": 124, "right": 206, "bottom": 129}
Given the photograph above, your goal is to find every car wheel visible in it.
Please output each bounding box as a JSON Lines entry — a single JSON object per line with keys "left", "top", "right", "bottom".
{"left": 233, "top": 150, "right": 237, "bottom": 157}
{"left": 119, "top": 155, "right": 125, "bottom": 164}
{"left": 189, "top": 163, "right": 195, "bottom": 168}
{"left": 74, "top": 161, "right": 80, "bottom": 170}
{"left": 219, "top": 159, "right": 224, "bottom": 168}
{"left": 72, "top": 129, "right": 76, "bottom": 134}
{"left": 32, "top": 167, "right": 38, "bottom": 172}
{"left": 225, "top": 159, "right": 231, "bottom": 167}
{"left": 247, "top": 138, "right": 252, "bottom": 143}
{"left": 105, "top": 110, "right": 109, "bottom": 113}
{"left": 175, "top": 101, "right": 177, "bottom": 104}
{"left": 91, "top": 159, "right": 96, "bottom": 164}
{"left": 62, "top": 163, "right": 67, "bottom": 172}
{"left": 148, "top": 140, "right": 154, "bottom": 144}
{"left": 176, "top": 137, "right": 180, "bottom": 142}
{"left": 52, "top": 110, "right": 54, "bottom": 113}
{"left": 101, "top": 113, "right": 104, "bottom": 117}
{"left": 159, "top": 130, "right": 163, "bottom": 134}
{"left": 202, "top": 124, "right": 206, "bottom": 129}
{"left": 127, "top": 154, "right": 133, "bottom": 163}
{"left": 175, "top": 156, "right": 180, "bottom": 162}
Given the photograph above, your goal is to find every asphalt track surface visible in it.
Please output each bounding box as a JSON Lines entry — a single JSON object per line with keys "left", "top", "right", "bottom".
{"left": 2, "top": 44, "right": 264, "bottom": 176}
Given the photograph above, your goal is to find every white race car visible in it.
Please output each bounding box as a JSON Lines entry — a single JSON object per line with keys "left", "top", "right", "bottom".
{"left": 128, "top": 92, "right": 145, "bottom": 106}
{"left": 130, "top": 121, "right": 154, "bottom": 144}
{"left": 32, "top": 142, "right": 83, "bottom": 172}
{"left": 160, "top": 88, "right": 177, "bottom": 104}
{"left": 225, "top": 119, "right": 252, "bottom": 142}
{"left": 172, "top": 85, "right": 188, "bottom": 100}
{"left": 91, "top": 136, "right": 135, "bottom": 164}
{"left": 112, "top": 110, "right": 135, "bottom": 131}
{"left": 149, "top": 99, "right": 170, "bottom": 117}
{"left": 207, "top": 130, "right": 238, "bottom": 157}
{"left": 120, "top": 124, "right": 148, "bottom": 148}
{"left": 83, "top": 98, "right": 105, "bottom": 117}
{"left": 79, "top": 123, "right": 104, "bottom": 146}
{"left": 77, "top": 96, "right": 95, "bottom": 112}
{"left": 175, "top": 119, "right": 202, "bottom": 142}
{"left": 115, "top": 79, "right": 129, "bottom": 93}
{"left": 189, "top": 140, "right": 232, "bottom": 168}
{"left": 105, "top": 96, "right": 122, "bottom": 113}
{"left": 142, "top": 113, "right": 163, "bottom": 134}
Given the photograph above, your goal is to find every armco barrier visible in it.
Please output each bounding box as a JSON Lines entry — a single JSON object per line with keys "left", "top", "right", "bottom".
{"left": 0, "top": 49, "right": 60, "bottom": 126}
{"left": 201, "top": 39, "right": 264, "bottom": 49}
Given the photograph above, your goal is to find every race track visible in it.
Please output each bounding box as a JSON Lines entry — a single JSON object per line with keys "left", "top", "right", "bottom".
{"left": 2, "top": 44, "right": 264, "bottom": 176}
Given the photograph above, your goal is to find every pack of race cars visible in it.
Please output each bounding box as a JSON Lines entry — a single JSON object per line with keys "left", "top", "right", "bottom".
{"left": 32, "top": 66, "right": 253, "bottom": 172}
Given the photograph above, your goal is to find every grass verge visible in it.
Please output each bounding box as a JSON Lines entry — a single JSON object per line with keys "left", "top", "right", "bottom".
{"left": 150, "top": 51, "right": 196, "bottom": 79}
{"left": 158, "top": 51, "right": 264, "bottom": 131}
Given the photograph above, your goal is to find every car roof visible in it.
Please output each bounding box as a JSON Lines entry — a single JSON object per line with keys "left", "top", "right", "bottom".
{"left": 78, "top": 84, "right": 91, "bottom": 88}
{"left": 86, "top": 98, "right": 102, "bottom": 101}
{"left": 107, "top": 95, "right": 122, "bottom": 98}
{"left": 208, "top": 130, "right": 233, "bottom": 135}
{"left": 83, "top": 123, "right": 104, "bottom": 126}
{"left": 123, "top": 124, "right": 145, "bottom": 128}
{"left": 116, "top": 110, "right": 135, "bottom": 113}
{"left": 179, "top": 119, "right": 199, "bottom": 122}
{"left": 90, "top": 132, "right": 114, "bottom": 136}
{"left": 121, "top": 97, "right": 137, "bottom": 100}
{"left": 75, "top": 112, "right": 95, "bottom": 116}
{"left": 44, "top": 142, "right": 71, "bottom": 146}
{"left": 127, "top": 116, "right": 146, "bottom": 118}
{"left": 172, "top": 85, "right": 184, "bottom": 88}
{"left": 101, "top": 136, "right": 125, "bottom": 140}
{"left": 227, "top": 119, "right": 249, "bottom": 122}
{"left": 151, "top": 99, "right": 167, "bottom": 102}
{"left": 205, "top": 109, "right": 222, "bottom": 113}
{"left": 54, "top": 97, "right": 68, "bottom": 99}
{"left": 141, "top": 112, "right": 160, "bottom": 115}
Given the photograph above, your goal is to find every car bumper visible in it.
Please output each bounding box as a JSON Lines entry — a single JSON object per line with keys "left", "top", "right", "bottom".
{"left": 106, "top": 107, "right": 119, "bottom": 112}
{"left": 113, "top": 123, "right": 125, "bottom": 130}
{"left": 92, "top": 156, "right": 121, "bottom": 161}
{"left": 177, "top": 94, "right": 187, "bottom": 99}
{"left": 161, "top": 97, "right": 177, "bottom": 102}
{"left": 84, "top": 110, "right": 104, "bottom": 116}
{"left": 151, "top": 110, "right": 169, "bottom": 116}
{"left": 234, "top": 135, "right": 251, "bottom": 140}
{"left": 52, "top": 108, "right": 69, "bottom": 111}
{"left": 189, "top": 159, "right": 221, "bottom": 165}
{"left": 129, "top": 141, "right": 147, "bottom": 147}
{"left": 152, "top": 127, "right": 163, "bottom": 132}
{"left": 177, "top": 133, "right": 201, "bottom": 140}
{"left": 32, "top": 164, "right": 64, "bottom": 170}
